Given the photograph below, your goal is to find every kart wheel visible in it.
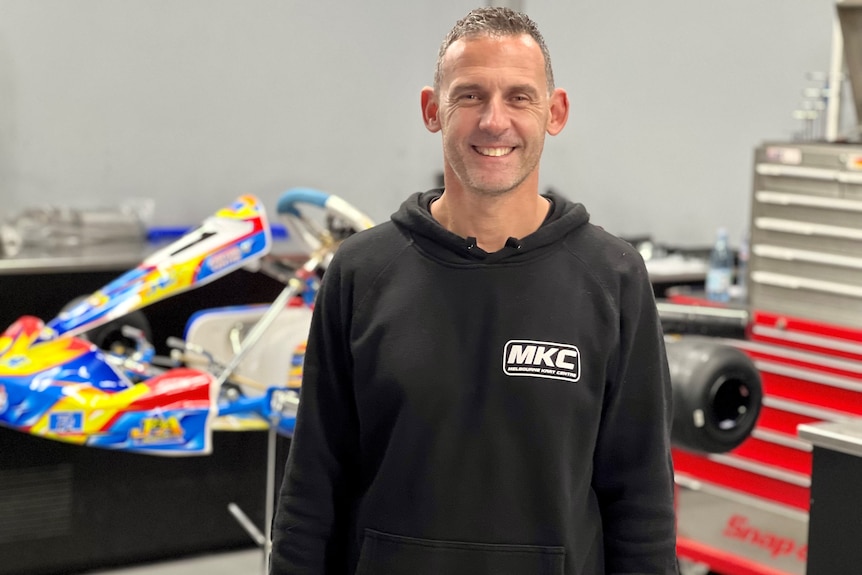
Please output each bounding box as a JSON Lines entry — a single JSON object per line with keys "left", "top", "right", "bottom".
{"left": 60, "top": 296, "right": 153, "bottom": 352}
{"left": 666, "top": 335, "right": 762, "bottom": 454}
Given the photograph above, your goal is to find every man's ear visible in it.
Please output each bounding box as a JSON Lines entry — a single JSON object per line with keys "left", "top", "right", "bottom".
{"left": 421, "top": 86, "right": 441, "bottom": 133}
{"left": 546, "top": 88, "right": 570, "bottom": 136}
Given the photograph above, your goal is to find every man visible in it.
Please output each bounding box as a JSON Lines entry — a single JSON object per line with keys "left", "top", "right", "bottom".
{"left": 271, "top": 7, "right": 678, "bottom": 574}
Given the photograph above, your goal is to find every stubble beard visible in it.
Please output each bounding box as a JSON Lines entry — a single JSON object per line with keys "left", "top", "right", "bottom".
{"left": 445, "top": 142, "right": 543, "bottom": 198}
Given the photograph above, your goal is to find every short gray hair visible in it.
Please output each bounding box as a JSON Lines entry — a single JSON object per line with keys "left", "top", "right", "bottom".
{"left": 433, "top": 6, "right": 555, "bottom": 93}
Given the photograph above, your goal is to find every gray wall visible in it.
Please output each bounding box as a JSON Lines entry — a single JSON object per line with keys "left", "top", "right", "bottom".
{"left": 0, "top": 0, "right": 852, "bottom": 248}
{"left": 531, "top": 0, "right": 849, "bottom": 247}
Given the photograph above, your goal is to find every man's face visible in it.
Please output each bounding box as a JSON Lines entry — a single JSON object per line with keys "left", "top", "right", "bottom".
{"left": 426, "top": 34, "right": 563, "bottom": 197}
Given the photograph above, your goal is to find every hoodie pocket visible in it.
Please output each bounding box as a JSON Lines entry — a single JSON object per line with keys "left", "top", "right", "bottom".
{"left": 355, "top": 529, "right": 565, "bottom": 575}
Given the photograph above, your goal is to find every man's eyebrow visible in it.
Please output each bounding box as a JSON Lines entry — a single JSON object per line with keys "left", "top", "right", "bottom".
{"left": 449, "top": 83, "right": 484, "bottom": 95}
{"left": 507, "top": 84, "right": 541, "bottom": 97}
{"left": 448, "top": 83, "right": 542, "bottom": 98}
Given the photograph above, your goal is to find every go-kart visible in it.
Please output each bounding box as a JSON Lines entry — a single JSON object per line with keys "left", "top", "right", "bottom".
{"left": 0, "top": 189, "right": 374, "bottom": 456}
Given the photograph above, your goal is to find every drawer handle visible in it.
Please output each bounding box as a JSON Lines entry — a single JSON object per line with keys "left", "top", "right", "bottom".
{"left": 756, "top": 163, "right": 838, "bottom": 180}
{"left": 756, "top": 190, "right": 862, "bottom": 213}
{"left": 751, "top": 270, "right": 862, "bottom": 299}
{"left": 755, "top": 217, "right": 862, "bottom": 241}
{"left": 753, "top": 244, "right": 862, "bottom": 270}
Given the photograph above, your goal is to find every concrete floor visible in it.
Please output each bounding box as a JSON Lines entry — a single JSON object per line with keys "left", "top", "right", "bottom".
{"left": 84, "top": 549, "right": 715, "bottom": 575}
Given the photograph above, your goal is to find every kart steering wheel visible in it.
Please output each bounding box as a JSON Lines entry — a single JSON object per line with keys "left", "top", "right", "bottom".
{"left": 276, "top": 188, "right": 375, "bottom": 266}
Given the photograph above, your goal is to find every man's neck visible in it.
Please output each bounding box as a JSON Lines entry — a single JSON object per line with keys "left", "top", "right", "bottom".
{"left": 430, "top": 187, "right": 550, "bottom": 252}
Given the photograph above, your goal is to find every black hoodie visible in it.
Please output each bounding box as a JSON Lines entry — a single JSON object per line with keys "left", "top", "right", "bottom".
{"left": 271, "top": 189, "right": 678, "bottom": 575}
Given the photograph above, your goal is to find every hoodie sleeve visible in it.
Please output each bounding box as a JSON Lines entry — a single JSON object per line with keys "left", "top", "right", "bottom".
{"left": 270, "top": 253, "right": 359, "bottom": 575}
{"left": 592, "top": 252, "right": 679, "bottom": 575}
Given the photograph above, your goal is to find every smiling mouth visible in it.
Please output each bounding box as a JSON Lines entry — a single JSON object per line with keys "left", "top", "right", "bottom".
{"left": 474, "top": 146, "right": 515, "bottom": 157}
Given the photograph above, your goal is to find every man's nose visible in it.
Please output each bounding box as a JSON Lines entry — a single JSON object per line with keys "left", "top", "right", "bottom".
{"left": 478, "top": 96, "right": 510, "bottom": 133}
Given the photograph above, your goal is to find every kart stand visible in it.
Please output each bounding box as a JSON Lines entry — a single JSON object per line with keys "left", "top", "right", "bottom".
{"left": 216, "top": 272, "right": 311, "bottom": 574}
{"left": 228, "top": 422, "right": 279, "bottom": 574}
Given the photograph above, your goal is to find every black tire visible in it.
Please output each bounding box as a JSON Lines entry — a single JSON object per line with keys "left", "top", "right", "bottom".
{"left": 666, "top": 335, "right": 762, "bottom": 454}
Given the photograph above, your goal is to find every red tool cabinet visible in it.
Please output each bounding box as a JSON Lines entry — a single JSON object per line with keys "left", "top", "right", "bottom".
{"left": 673, "top": 142, "right": 862, "bottom": 575}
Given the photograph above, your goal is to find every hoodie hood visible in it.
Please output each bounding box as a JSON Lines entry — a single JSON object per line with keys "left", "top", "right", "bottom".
{"left": 390, "top": 188, "right": 590, "bottom": 265}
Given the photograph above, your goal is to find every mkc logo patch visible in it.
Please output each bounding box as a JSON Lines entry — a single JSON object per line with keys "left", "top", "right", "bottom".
{"left": 503, "top": 340, "right": 580, "bottom": 382}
